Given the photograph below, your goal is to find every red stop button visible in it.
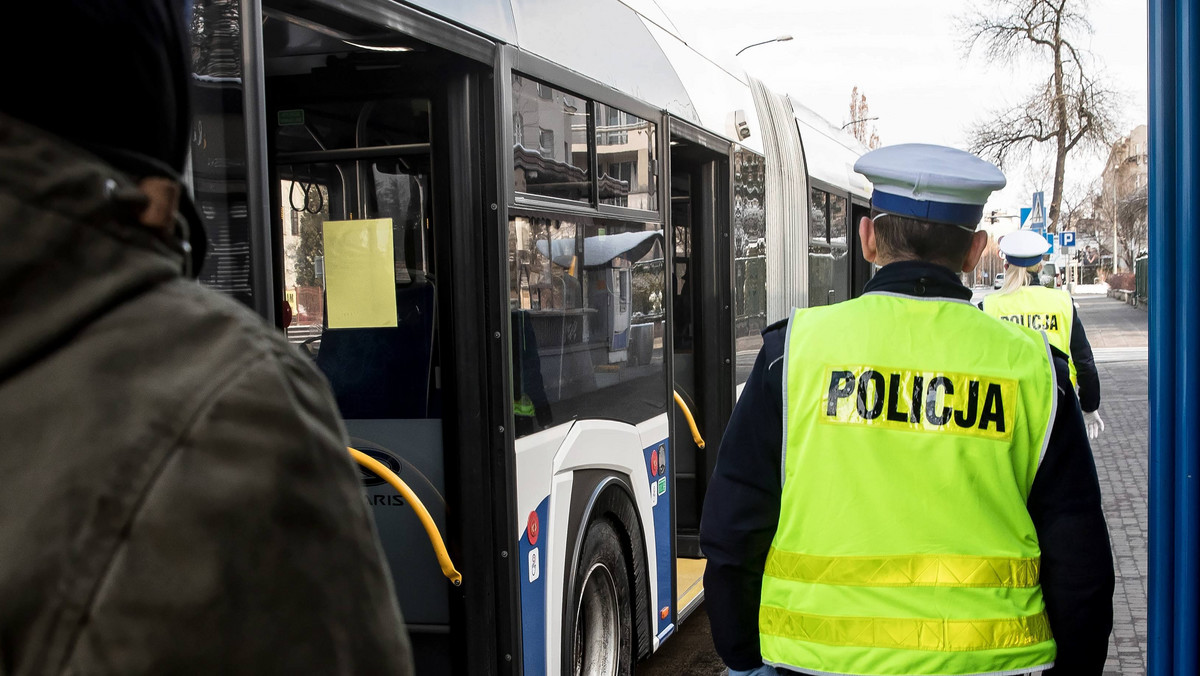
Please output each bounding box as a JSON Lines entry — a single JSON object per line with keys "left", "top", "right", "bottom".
{"left": 527, "top": 510, "right": 540, "bottom": 546}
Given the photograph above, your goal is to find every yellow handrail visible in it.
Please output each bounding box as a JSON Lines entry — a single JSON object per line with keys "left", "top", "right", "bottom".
{"left": 348, "top": 447, "right": 463, "bottom": 586}
{"left": 673, "top": 391, "right": 705, "bottom": 449}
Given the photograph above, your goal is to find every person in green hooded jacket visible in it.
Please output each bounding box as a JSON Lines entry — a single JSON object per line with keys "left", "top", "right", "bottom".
{"left": 0, "top": 2, "right": 414, "bottom": 674}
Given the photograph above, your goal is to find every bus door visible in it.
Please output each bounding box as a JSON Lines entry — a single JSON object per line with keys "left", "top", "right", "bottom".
{"left": 258, "top": 8, "right": 510, "bottom": 674}
{"left": 667, "top": 122, "right": 732, "bottom": 615}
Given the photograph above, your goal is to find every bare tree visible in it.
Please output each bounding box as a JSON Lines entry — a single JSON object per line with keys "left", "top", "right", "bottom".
{"left": 1059, "top": 178, "right": 1099, "bottom": 233}
{"left": 1106, "top": 186, "right": 1149, "bottom": 269}
{"left": 847, "top": 86, "right": 881, "bottom": 149}
{"left": 1061, "top": 180, "right": 1111, "bottom": 259}
{"left": 1057, "top": 180, "right": 1110, "bottom": 278}
{"left": 960, "top": 0, "right": 1121, "bottom": 233}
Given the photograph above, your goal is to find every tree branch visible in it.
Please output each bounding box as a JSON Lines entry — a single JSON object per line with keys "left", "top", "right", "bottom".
{"left": 961, "top": 0, "right": 1122, "bottom": 203}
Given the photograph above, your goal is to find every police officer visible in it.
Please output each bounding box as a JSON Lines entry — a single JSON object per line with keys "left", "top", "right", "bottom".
{"left": 700, "top": 144, "right": 1114, "bottom": 676}
{"left": 983, "top": 230, "right": 1104, "bottom": 439}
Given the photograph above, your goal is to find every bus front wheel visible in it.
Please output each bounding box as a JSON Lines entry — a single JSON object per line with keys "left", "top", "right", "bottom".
{"left": 570, "top": 519, "right": 633, "bottom": 676}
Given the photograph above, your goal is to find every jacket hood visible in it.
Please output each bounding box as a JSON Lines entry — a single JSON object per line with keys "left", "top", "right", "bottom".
{"left": 1, "top": 0, "right": 192, "bottom": 177}
{"left": 0, "top": 113, "right": 188, "bottom": 381}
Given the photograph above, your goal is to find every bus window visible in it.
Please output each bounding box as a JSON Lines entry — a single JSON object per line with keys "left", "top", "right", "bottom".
{"left": 280, "top": 180, "right": 329, "bottom": 342}
{"left": 190, "top": 0, "right": 257, "bottom": 312}
{"left": 512, "top": 75, "right": 591, "bottom": 203}
{"left": 807, "top": 187, "right": 853, "bottom": 306}
{"left": 733, "top": 150, "right": 767, "bottom": 384}
{"left": 829, "top": 194, "right": 850, "bottom": 304}
{"left": 809, "top": 187, "right": 833, "bottom": 307}
{"left": 276, "top": 98, "right": 435, "bottom": 410}
{"left": 595, "top": 103, "right": 658, "bottom": 211}
{"left": 278, "top": 159, "right": 435, "bottom": 419}
{"left": 509, "top": 214, "right": 667, "bottom": 436}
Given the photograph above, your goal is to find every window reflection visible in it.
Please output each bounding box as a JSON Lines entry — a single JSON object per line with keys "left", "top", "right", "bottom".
{"left": 809, "top": 187, "right": 829, "bottom": 244}
{"left": 809, "top": 188, "right": 832, "bottom": 307}
{"left": 190, "top": 0, "right": 254, "bottom": 307}
{"left": 512, "top": 75, "right": 590, "bottom": 202}
{"left": 733, "top": 150, "right": 767, "bottom": 383}
{"left": 808, "top": 189, "right": 852, "bottom": 306}
{"left": 508, "top": 215, "right": 667, "bottom": 436}
{"left": 595, "top": 103, "right": 657, "bottom": 211}
{"left": 829, "top": 195, "right": 850, "bottom": 304}
{"left": 829, "top": 194, "right": 847, "bottom": 244}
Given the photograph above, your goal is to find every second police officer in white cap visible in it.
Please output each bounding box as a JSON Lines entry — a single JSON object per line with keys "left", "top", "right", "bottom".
{"left": 983, "top": 229, "right": 1104, "bottom": 439}
{"left": 700, "top": 144, "right": 1113, "bottom": 676}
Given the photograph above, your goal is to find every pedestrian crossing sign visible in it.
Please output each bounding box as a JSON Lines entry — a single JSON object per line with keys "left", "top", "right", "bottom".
{"left": 1028, "top": 192, "right": 1046, "bottom": 233}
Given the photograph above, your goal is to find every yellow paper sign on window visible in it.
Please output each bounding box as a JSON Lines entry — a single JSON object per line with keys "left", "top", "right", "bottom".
{"left": 321, "top": 218, "right": 398, "bottom": 328}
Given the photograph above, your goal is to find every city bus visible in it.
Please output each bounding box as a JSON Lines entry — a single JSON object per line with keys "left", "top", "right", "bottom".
{"left": 186, "top": 0, "right": 870, "bottom": 672}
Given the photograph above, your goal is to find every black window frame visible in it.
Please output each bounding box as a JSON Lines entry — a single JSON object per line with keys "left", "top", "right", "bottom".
{"left": 506, "top": 53, "right": 664, "bottom": 226}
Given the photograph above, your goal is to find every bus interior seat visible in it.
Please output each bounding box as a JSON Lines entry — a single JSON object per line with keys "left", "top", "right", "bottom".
{"left": 316, "top": 280, "right": 436, "bottom": 419}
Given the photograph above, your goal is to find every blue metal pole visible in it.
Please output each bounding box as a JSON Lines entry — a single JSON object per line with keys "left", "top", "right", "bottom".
{"left": 1147, "top": 1, "right": 1176, "bottom": 673}
{"left": 1175, "top": 0, "right": 1200, "bottom": 670}
{"left": 1150, "top": 0, "right": 1200, "bottom": 673}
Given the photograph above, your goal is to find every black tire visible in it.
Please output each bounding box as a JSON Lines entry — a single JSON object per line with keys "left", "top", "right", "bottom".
{"left": 569, "top": 519, "right": 634, "bottom": 676}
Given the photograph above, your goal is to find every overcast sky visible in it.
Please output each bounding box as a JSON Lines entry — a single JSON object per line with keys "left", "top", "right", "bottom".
{"left": 649, "top": 0, "right": 1149, "bottom": 216}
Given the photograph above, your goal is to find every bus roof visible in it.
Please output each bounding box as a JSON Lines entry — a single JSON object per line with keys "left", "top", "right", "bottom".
{"left": 404, "top": 0, "right": 763, "bottom": 151}
{"left": 401, "top": 0, "right": 870, "bottom": 194}
{"left": 790, "top": 98, "right": 873, "bottom": 201}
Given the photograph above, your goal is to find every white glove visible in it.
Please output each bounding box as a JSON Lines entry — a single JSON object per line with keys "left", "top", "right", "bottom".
{"left": 1084, "top": 410, "right": 1105, "bottom": 440}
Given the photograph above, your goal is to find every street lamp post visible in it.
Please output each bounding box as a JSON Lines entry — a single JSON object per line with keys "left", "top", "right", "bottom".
{"left": 735, "top": 35, "right": 793, "bottom": 56}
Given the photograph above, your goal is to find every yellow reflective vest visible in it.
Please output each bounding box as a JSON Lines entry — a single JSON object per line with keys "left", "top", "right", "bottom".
{"left": 982, "top": 285, "right": 1076, "bottom": 386}
{"left": 761, "top": 293, "right": 1058, "bottom": 676}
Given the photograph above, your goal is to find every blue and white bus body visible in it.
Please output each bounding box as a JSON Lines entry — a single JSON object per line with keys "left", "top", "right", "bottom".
{"left": 515, "top": 415, "right": 672, "bottom": 674}
{"left": 187, "top": 0, "right": 873, "bottom": 673}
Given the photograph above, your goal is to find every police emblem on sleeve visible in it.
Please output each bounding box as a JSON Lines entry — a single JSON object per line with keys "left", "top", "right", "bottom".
{"left": 821, "top": 365, "right": 1016, "bottom": 441}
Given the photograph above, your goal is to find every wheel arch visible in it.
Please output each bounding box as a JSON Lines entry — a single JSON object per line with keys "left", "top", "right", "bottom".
{"left": 561, "top": 470, "right": 653, "bottom": 671}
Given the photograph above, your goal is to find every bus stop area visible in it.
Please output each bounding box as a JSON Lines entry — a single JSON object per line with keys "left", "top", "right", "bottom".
{"left": 640, "top": 291, "right": 1152, "bottom": 676}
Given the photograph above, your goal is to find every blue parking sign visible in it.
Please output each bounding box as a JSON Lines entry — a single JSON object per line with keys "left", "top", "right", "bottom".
{"left": 1060, "top": 231, "right": 1076, "bottom": 247}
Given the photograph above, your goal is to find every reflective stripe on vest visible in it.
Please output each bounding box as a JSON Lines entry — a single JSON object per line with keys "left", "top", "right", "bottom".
{"left": 762, "top": 294, "right": 1057, "bottom": 676}
{"left": 983, "top": 286, "right": 1076, "bottom": 386}
{"left": 764, "top": 548, "right": 1041, "bottom": 588}
{"left": 760, "top": 606, "right": 1053, "bottom": 652}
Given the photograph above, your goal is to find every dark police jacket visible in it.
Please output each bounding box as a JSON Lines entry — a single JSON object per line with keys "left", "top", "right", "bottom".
{"left": 700, "top": 261, "right": 1115, "bottom": 674}
{"left": 0, "top": 113, "right": 414, "bottom": 674}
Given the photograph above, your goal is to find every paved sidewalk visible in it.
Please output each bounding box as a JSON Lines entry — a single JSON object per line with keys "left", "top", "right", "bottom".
{"left": 1094, "top": 361, "right": 1149, "bottom": 675}
{"left": 1075, "top": 294, "right": 1150, "bottom": 675}
{"left": 1073, "top": 294, "right": 1148, "bottom": 349}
